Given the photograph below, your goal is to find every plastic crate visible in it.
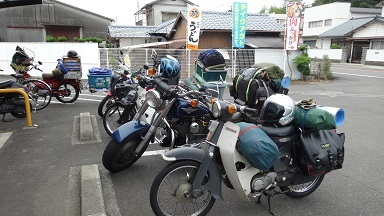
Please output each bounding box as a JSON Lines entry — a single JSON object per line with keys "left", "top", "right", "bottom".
{"left": 63, "top": 57, "right": 82, "bottom": 72}
{"left": 195, "top": 60, "right": 227, "bottom": 82}
{"left": 193, "top": 73, "right": 227, "bottom": 99}
{"left": 87, "top": 74, "right": 111, "bottom": 89}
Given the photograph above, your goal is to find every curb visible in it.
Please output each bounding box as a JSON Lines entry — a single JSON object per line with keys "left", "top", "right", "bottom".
{"left": 81, "top": 165, "right": 106, "bottom": 216}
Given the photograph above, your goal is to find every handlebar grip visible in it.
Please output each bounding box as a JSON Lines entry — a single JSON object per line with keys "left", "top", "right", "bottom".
{"left": 153, "top": 78, "right": 178, "bottom": 98}
{"left": 243, "top": 107, "right": 258, "bottom": 115}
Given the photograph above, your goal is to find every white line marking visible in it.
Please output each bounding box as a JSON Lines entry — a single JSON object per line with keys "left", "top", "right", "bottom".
{"left": 0, "top": 132, "right": 12, "bottom": 149}
{"left": 333, "top": 72, "right": 384, "bottom": 79}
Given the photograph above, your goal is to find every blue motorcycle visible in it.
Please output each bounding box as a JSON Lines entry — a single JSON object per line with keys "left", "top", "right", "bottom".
{"left": 102, "top": 75, "right": 214, "bottom": 173}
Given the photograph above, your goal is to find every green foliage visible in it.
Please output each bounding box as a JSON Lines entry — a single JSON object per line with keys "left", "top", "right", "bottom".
{"left": 77, "top": 38, "right": 86, "bottom": 43}
{"left": 45, "top": 35, "right": 56, "bottom": 42}
{"left": 57, "top": 35, "right": 67, "bottom": 42}
{"left": 259, "top": 5, "right": 286, "bottom": 14}
{"left": 312, "top": 0, "right": 382, "bottom": 8}
{"left": 84, "top": 37, "right": 103, "bottom": 43}
{"left": 294, "top": 53, "right": 311, "bottom": 76}
{"left": 73, "top": 37, "right": 79, "bottom": 42}
{"left": 320, "top": 55, "right": 333, "bottom": 80}
{"left": 330, "top": 44, "right": 342, "bottom": 49}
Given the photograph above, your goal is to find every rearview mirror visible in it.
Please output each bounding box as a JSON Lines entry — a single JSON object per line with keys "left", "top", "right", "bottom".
{"left": 38, "top": 61, "right": 42, "bottom": 65}
{"left": 120, "top": 50, "right": 123, "bottom": 55}
{"left": 143, "top": 65, "right": 149, "bottom": 70}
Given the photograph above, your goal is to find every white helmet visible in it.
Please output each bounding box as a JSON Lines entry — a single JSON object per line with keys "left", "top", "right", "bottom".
{"left": 260, "top": 94, "right": 295, "bottom": 126}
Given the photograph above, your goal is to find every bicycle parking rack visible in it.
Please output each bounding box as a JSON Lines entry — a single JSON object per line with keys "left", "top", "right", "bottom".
{"left": 0, "top": 88, "right": 37, "bottom": 129}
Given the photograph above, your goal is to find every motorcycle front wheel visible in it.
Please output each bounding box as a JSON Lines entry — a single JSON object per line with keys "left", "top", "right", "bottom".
{"left": 10, "top": 101, "right": 32, "bottom": 118}
{"left": 150, "top": 160, "right": 216, "bottom": 216}
{"left": 98, "top": 95, "right": 116, "bottom": 117}
{"left": 103, "top": 103, "right": 136, "bottom": 136}
{"left": 55, "top": 82, "right": 80, "bottom": 103}
{"left": 102, "top": 131, "right": 149, "bottom": 172}
{"left": 22, "top": 79, "right": 52, "bottom": 110}
{"left": 281, "top": 174, "right": 325, "bottom": 198}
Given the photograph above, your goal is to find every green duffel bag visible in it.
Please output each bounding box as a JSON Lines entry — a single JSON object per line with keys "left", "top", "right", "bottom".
{"left": 293, "top": 105, "right": 336, "bottom": 130}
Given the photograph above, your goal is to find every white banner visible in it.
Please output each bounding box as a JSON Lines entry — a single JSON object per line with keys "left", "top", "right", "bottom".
{"left": 186, "top": 4, "right": 202, "bottom": 50}
{"left": 285, "top": 2, "right": 303, "bottom": 50}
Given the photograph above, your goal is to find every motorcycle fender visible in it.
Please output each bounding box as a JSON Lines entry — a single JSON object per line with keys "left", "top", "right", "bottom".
{"left": 162, "top": 147, "right": 224, "bottom": 200}
{"left": 217, "top": 121, "right": 260, "bottom": 202}
{"left": 112, "top": 120, "right": 150, "bottom": 143}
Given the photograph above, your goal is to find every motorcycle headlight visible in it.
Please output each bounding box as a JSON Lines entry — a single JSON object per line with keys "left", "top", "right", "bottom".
{"left": 212, "top": 101, "right": 221, "bottom": 118}
{"left": 146, "top": 89, "right": 162, "bottom": 108}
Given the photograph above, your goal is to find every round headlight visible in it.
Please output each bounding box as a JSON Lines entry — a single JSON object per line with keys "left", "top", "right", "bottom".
{"left": 212, "top": 101, "right": 221, "bottom": 118}
{"left": 146, "top": 89, "right": 162, "bottom": 108}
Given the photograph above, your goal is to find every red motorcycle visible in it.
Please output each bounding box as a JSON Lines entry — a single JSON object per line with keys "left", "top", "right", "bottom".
{"left": 12, "top": 47, "right": 82, "bottom": 105}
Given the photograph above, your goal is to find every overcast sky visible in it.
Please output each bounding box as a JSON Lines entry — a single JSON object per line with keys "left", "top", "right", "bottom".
{"left": 60, "top": 0, "right": 314, "bottom": 25}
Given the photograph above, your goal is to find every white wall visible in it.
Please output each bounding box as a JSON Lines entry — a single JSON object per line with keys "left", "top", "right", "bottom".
{"left": 254, "top": 49, "right": 302, "bottom": 80}
{"left": 152, "top": 0, "right": 186, "bottom": 25}
{"left": 353, "top": 22, "right": 384, "bottom": 38}
{"left": 0, "top": 42, "right": 100, "bottom": 79}
{"left": 308, "top": 49, "right": 342, "bottom": 60}
{"left": 119, "top": 38, "right": 147, "bottom": 48}
{"left": 366, "top": 49, "right": 384, "bottom": 62}
{"left": 302, "top": 2, "right": 351, "bottom": 37}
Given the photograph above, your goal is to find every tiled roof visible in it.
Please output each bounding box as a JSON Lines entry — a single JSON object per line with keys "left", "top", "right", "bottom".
{"left": 319, "top": 17, "right": 384, "bottom": 38}
{"left": 151, "top": 18, "right": 177, "bottom": 34}
{"left": 108, "top": 26, "right": 158, "bottom": 38}
{"left": 181, "top": 10, "right": 284, "bottom": 32}
{"left": 109, "top": 10, "right": 284, "bottom": 38}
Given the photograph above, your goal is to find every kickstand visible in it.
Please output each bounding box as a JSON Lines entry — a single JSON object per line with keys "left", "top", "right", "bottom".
{"left": 266, "top": 194, "right": 274, "bottom": 216}
{"left": 2, "top": 114, "right": 11, "bottom": 122}
{"left": 256, "top": 195, "right": 262, "bottom": 204}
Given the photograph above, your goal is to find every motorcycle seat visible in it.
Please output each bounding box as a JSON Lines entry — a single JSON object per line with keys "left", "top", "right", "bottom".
{"left": 0, "top": 80, "right": 17, "bottom": 88}
{"left": 259, "top": 124, "right": 296, "bottom": 138}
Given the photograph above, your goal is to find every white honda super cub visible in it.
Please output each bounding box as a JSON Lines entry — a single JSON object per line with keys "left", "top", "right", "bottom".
{"left": 150, "top": 95, "right": 346, "bottom": 216}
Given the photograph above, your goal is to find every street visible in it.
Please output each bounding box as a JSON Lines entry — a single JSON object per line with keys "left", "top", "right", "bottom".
{"left": 0, "top": 63, "right": 384, "bottom": 216}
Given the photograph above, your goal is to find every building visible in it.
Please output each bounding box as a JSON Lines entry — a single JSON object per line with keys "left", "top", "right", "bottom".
{"left": 0, "top": 0, "right": 113, "bottom": 42}
{"left": 301, "top": 2, "right": 382, "bottom": 49}
{"left": 134, "top": 0, "right": 195, "bottom": 26}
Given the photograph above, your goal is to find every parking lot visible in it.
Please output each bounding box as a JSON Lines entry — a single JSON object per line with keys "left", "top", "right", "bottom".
{"left": 1, "top": 63, "right": 384, "bottom": 216}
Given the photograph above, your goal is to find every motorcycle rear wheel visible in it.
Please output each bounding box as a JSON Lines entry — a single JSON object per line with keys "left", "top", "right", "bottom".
{"left": 10, "top": 101, "right": 32, "bottom": 118}
{"left": 150, "top": 160, "right": 215, "bottom": 216}
{"left": 281, "top": 174, "right": 325, "bottom": 198}
{"left": 102, "top": 131, "right": 149, "bottom": 172}
{"left": 55, "top": 82, "right": 80, "bottom": 103}
{"left": 103, "top": 103, "right": 136, "bottom": 137}
{"left": 22, "top": 79, "right": 52, "bottom": 110}
{"left": 98, "top": 95, "right": 116, "bottom": 117}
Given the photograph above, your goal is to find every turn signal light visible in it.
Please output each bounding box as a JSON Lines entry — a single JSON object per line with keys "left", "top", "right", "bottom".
{"left": 148, "top": 68, "right": 156, "bottom": 76}
{"left": 210, "top": 98, "right": 217, "bottom": 104}
{"left": 190, "top": 99, "right": 198, "bottom": 108}
{"left": 228, "top": 104, "right": 237, "bottom": 115}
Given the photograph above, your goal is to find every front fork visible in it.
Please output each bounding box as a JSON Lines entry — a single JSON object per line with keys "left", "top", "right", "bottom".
{"left": 134, "top": 99, "right": 175, "bottom": 155}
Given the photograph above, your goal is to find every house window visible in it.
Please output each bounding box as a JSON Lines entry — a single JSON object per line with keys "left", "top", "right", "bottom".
{"left": 331, "top": 39, "right": 346, "bottom": 47}
{"left": 371, "top": 41, "right": 384, "bottom": 49}
{"left": 304, "top": 40, "right": 316, "bottom": 48}
{"left": 162, "top": 12, "right": 178, "bottom": 22}
{"left": 308, "top": 20, "right": 323, "bottom": 28}
{"left": 325, "top": 19, "right": 332, "bottom": 26}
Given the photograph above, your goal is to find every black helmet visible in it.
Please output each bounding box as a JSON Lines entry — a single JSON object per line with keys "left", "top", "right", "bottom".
{"left": 67, "top": 50, "right": 78, "bottom": 58}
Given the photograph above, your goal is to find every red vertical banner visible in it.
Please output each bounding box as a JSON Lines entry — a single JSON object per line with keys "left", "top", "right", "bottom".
{"left": 285, "top": 2, "right": 303, "bottom": 51}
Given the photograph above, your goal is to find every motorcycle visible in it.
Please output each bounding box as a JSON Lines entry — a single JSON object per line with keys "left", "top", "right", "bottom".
{"left": 102, "top": 73, "right": 214, "bottom": 172}
{"left": 10, "top": 46, "right": 52, "bottom": 111}
{"left": 97, "top": 50, "right": 132, "bottom": 117}
{"left": 150, "top": 95, "right": 346, "bottom": 216}
{"left": 102, "top": 69, "right": 146, "bottom": 136}
{"left": 0, "top": 74, "right": 31, "bottom": 121}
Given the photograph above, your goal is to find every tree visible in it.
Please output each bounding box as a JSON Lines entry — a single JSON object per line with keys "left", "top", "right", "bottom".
{"left": 312, "top": 0, "right": 383, "bottom": 8}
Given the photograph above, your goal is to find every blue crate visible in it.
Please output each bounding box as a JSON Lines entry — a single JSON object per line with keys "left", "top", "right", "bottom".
{"left": 88, "top": 74, "right": 111, "bottom": 89}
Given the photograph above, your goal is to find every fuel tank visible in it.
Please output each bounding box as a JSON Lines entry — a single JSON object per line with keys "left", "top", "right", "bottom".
{"left": 169, "top": 98, "right": 211, "bottom": 118}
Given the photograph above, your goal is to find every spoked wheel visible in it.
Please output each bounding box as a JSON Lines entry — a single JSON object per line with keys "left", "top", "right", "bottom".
{"left": 281, "top": 174, "right": 325, "bottom": 198}
{"left": 103, "top": 103, "right": 136, "bottom": 136}
{"left": 98, "top": 95, "right": 116, "bottom": 117}
{"left": 55, "top": 82, "right": 80, "bottom": 103}
{"left": 150, "top": 160, "right": 215, "bottom": 216}
{"left": 22, "top": 79, "right": 52, "bottom": 110}
{"left": 102, "top": 131, "right": 149, "bottom": 172}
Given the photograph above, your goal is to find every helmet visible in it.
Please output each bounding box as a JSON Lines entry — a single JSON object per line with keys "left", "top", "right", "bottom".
{"left": 260, "top": 94, "right": 295, "bottom": 126}
{"left": 67, "top": 50, "right": 78, "bottom": 58}
{"left": 159, "top": 56, "right": 180, "bottom": 79}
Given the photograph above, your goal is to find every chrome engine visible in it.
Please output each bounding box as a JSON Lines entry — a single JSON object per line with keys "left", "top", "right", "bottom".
{"left": 251, "top": 172, "right": 277, "bottom": 192}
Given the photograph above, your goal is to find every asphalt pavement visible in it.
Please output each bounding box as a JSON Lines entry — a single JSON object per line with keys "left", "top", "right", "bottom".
{"left": 1, "top": 63, "right": 384, "bottom": 216}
